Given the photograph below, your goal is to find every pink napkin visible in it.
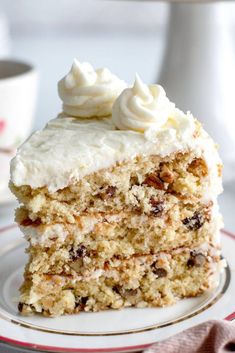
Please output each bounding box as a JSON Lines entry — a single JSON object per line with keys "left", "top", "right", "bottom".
{"left": 144, "top": 320, "right": 235, "bottom": 353}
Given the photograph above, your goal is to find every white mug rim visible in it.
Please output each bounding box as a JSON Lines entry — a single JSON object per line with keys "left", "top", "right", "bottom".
{"left": 0, "top": 59, "right": 36, "bottom": 82}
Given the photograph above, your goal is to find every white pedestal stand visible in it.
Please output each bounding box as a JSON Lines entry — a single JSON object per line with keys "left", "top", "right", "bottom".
{"left": 158, "top": 3, "right": 235, "bottom": 182}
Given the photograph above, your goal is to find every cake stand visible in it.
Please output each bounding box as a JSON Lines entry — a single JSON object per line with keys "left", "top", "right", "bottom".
{"left": 157, "top": 2, "right": 235, "bottom": 181}
{"left": 158, "top": 2, "right": 235, "bottom": 183}
{"left": 127, "top": 1, "right": 235, "bottom": 182}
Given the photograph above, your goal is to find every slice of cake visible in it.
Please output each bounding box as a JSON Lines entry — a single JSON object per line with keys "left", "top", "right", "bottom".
{"left": 10, "top": 60, "right": 224, "bottom": 317}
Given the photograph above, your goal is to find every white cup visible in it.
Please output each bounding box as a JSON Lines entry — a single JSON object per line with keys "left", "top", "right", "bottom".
{"left": 0, "top": 60, "right": 38, "bottom": 149}
{"left": 0, "top": 59, "right": 38, "bottom": 202}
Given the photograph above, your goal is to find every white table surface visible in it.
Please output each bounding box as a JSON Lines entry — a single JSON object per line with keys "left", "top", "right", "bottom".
{"left": 1, "top": 31, "right": 235, "bottom": 352}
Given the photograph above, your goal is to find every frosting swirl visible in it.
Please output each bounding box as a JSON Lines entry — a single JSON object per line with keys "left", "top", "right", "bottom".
{"left": 58, "top": 59, "right": 127, "bottom": 118}
{"left": 112, "top": 74, "right": 175, "bottom": 132}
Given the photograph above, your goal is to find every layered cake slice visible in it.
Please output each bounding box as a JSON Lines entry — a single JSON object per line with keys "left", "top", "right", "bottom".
{"left": 10, "top": 60, "right": 225, "bottom": 316}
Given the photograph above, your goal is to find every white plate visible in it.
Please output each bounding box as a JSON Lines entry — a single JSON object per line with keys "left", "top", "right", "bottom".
{"left": 0, "top": 226, "right": 234, "bottom": 353}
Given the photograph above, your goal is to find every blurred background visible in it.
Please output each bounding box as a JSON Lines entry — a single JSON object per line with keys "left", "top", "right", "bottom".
{"left": 0, "top": 1, "right": 235, "bottom": 133}
{"left": 0, "top": 0, "right": 170, "bottom": 129}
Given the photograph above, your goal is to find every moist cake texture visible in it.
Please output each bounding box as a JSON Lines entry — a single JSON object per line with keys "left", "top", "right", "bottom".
{"left": 10, "top": 60, "right": 224, "bottom": 316}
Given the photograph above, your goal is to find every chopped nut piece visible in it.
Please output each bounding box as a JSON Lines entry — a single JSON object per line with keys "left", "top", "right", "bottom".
{"left": 113, "top": 285, "right": 121, "bottom": 294}
{"left": 217, "top": 164, "right": 223, "bottom": 177}
{"left": 104, "top": 261, "right": 109, "bottom": 270}
{"left": 143, "top": 173, "right": 165, "bottom": 190}
{"left": 187, "top": 253, "right": 206, "bottom": 267}
{"left": 113, "top": 286, "right": 138, "bottom": 296}
{"left": 99, "top": 186, "right": 117, "bottom": 200}
{"left": 150, "top": 197, "right": 164, "bottom": 216}
{"left": 70, "top": 260, "right": 83, "bottom": 272}
{"left": 159, "top": 165, "right": 174, "bottom": 183}
{"left": 205, "top": 201, "right": 213, "bottom": 222}
{"left": 106, "top": 186, "right": 117, "bottom": 196}
{"left": 182, "top": 212, "right": 204, "bottom": 230}
{"left": 21, "top": 218, "right": 41, "bottom": 227}
{"left": 130, "top": 175, "right": 139, "bottom": 186}
{"left": 126, "top": 289, "right": 138, "bottom": 296}
{"left": 187, "top": 158, "right": 208, "bottom": 177}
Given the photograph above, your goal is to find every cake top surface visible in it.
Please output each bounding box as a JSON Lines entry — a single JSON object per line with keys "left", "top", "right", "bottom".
{"left": 10, "top": 60, "right": 221, "bottom": 193}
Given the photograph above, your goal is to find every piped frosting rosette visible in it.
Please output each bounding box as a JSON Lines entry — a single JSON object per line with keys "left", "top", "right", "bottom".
{"left": 58, "top": 59, "right": 127, "bottom": 118}
{"left": 112, "top": 74, "right": 176, "bottom": 132}
{"left": 112, "top": 74, "right": 195, "bottom": 140}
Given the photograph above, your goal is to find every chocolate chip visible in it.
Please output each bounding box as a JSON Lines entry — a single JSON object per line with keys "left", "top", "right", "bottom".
{"left": 187, "top": 258, "right": 195, "bottom": 267}
{"left": 113, "top": 286, "right": 137, "bottom": 296}
{"left": 150, "top": 197, "right": 164, "bottom": 216}
{"left": 113, "top": 286, "right": 121, "bottom": 294}
{"left": 81, "top": 296, "right": 89, "bottom": 305}
{"left": 18, "top": 302, "right": 23, "bottom": 312}
{"left": 182, "top": 212, "right": 204, "bottom": 230}
{"left": 75, "top": 296, "right": 89, "bottom": 308}
{"left": 143, "top": 173, "right": 165, "bottom": 190}
{"left": 70, "top": 245, "right": 87, "bottom": 260}
{"left": 187, "top": 253, "right": 206, "bottom": 267}
{"left": 126, "top": 289, "right": 138, "bottom": 296}
{"left": 224, "top": 343, "right": 235, "bottom": 351}
{"left": 151, "top": 265, "right": 168, "bottom": 278}
{"left": 18, "top": 302, "right": 35, "bottom": 313}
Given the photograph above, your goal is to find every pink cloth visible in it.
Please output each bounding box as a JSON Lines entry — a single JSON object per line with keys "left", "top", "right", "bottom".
{"left": 145, "top": 320, "right": 235, "bottom": 353}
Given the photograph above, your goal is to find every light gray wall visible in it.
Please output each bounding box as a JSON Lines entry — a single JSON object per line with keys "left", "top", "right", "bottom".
{"left": 1, "top": 1, "right": 235, "bottom": 131}
{"left": 0, "top": 0, "right": 168, "bottom": 34}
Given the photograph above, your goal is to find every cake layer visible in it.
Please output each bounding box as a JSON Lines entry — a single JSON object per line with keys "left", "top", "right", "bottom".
{"left": 12, "top": 149, "right": 223, "bottom": 317}
{"left": 10, "top": 111, "right": 219, "bottom": 194}
{"left": 18, "top": 247, "right": 223, "bottom": 316}
{"left": 21, "top": 205, "right": 221, "bottom": 276}
{"left": 11, "top": 151, "right": 222, "bottom": 224}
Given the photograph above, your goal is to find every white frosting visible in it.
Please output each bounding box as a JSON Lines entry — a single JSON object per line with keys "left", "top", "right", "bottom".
{"left": 58, "top": 59, "right": 127, "bottom": 118}
{"left": 21, "top": 224, "right": 68, "bottom": 246}
{"left": 112, "top": 74, "right": 175, "bottom": 132}
{"left": 11, "top": 115, "right": 222, "bottom": 199}
{"left": 20, "top": 201, "right": 222, "bottom": 248}
{"left": 11, "top": 63, "right": 222, "bottom": 197}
